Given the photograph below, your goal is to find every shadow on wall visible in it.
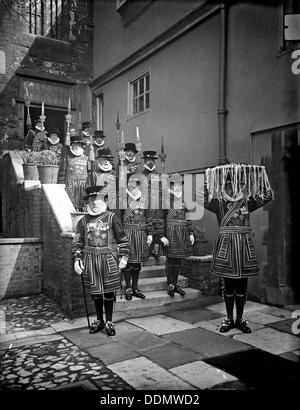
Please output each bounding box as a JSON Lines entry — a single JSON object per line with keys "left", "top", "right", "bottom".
{"left": 0, "top": 239, "right": 43, "bottom": 300}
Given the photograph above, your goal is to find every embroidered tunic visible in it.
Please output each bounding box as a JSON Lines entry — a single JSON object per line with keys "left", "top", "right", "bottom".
{"left": 165, "top": 196, "right": 194, "bottom": 259}
{"left": 58, "top": 149, "right": 88, "bottom": 211}
{"left": 202, "top": 188, "right": 273, "bottom": 278}
{"left": 122, "top": 197, "right": 153, "bottom": 263}
{"left": 72, "top": 211, "right": 130, "bottom": 295}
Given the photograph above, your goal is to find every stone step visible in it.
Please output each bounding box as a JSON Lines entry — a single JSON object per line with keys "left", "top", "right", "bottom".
{"left": 114, "top": 288, "right": 201, "bottom": 312}
{"left": 136, "top": 275, "right": 188, "bottom": 292}
{"left": 139, "top": 265, "right": 166, "bottom": 278}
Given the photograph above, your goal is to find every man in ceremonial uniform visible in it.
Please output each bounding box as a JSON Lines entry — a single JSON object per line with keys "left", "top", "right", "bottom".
{"left": 31, "top": 119, "right": 47, "bottom": 151}
{"left": 121, "top": 178, "right": 153, "bottom": 300}
{"left": 123, "top": 142, "right": 138, "bottom": 175}
{"left": 164, "top": 180, "right": 194, "bottom": 297}
{"left": 142, "top": 150, "right": 168, "bottom": 261}
{"left": 23, "top": 124, "right": 36, "bottom": 150}
{"left": 197, "top": 163, "right": 274, "bottom": 333}
{"left": 72, "top": 184, "right": 130, "bottom": 336}
{"left": 42, "top": 128, "right": 63, "bottom": 162}
{"left": 59, "top": 134, "right": 88, "bottom": 211}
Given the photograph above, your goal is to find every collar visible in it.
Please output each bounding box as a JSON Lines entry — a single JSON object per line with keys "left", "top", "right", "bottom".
{"left": 125, "top": 154, "right": 136, "bottom": 163}
{"left": 98, "top": 162, "right": 113, "bottom": 172}
{"left": 168, "top": 188, "right": 182, "bottom": 199}
{"left": 47, "top": 137, "right": 60, "bottom": 145}
{"left": 222, "top": 191, "right": 244, "bottom": 202}
{"left": 144, "top": 164, "right": 156, "bottom": 172}
{"left": 94, "top": 140, "right": 104, "bottom": 147}
{"left": 126, "top": 189, "right": 142, "bottom": 201}
{"left": 87, "top": 204, "right": 107, "bottom": 216}
{"left": 70, "top": 146, "right": 84, "bottom": 157}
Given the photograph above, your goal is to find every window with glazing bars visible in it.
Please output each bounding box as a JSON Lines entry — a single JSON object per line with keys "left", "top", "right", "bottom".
{"left": 27, "top": 0, "right": 66, "bottom": 40}
{"left": 130, "top": 72, "right": 150, "bottom": 116}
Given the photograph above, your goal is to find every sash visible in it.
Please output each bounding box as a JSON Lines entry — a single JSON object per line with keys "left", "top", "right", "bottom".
{"left": 220, "top": 199, "right": 244, "bottom": 227}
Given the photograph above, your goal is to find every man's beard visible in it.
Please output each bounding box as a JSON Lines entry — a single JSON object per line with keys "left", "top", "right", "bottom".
{"left": 87, "top": 203, "right": 107, "bottom": 215}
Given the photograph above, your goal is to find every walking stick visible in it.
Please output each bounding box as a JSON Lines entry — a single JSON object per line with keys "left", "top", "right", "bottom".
{"left": 80, "top": 274, "right": 90, "bottom": 329}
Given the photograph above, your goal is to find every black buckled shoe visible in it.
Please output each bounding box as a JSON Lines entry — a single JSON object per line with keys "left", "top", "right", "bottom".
{"left": 167, "top": 284, "right": 175, "bottom": 297}
{"left": 132, "top": 289, "right": 145, "bottom": 299}
{"left": 235, "top": 318, "right": 252, "bottom": 333}
{"left": 89, "top": 319, "right": 105, "bottom": 334}
{"left": 174, "top": 283, "right": 186, "bottom": 296}
{"left": 219, "top": 318, "right": 235, "bottom": 333}
{"left": 125, "top": 288, "right": 133, "bottom": 301}
{"left": 105, "top": 321, "right": 116, "bottom": 337}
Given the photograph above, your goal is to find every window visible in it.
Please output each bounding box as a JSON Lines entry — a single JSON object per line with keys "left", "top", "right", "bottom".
{"left": 129, "top": 72, "right": 150, "bottom": 117}
{"left": 282, "top": 0, "right": 300, "bottom": 51}
{"left": 26, "top": 0, "right": 67, "bottom": 40}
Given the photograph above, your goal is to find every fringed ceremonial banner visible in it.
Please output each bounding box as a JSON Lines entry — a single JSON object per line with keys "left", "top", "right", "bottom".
{"left": 206, "top": 163, "right": 274, "bottom": 202}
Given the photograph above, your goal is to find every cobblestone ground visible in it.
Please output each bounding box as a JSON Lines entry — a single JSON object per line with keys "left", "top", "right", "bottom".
{"left": 0, "top": 294, "right": 66, "bottom": 333}
{"left": 0, "top": 338, "right": 132, "bottom": 390}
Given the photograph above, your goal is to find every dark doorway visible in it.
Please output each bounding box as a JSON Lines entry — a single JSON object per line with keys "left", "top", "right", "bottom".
{"left": 24, "top": 106, "right": 66, "bottom": 144}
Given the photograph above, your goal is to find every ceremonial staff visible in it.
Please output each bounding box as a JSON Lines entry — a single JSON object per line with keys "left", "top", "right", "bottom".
{"left": 64, "top": 97, "right": 72, "bottom": 191}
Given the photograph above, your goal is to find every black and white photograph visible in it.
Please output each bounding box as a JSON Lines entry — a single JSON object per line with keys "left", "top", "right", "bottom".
{"left": 0, "top": 0, "right": 299, "bottom": 398}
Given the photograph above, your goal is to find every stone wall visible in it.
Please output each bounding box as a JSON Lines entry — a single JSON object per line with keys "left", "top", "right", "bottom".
{"left": 184, "top": 255, "right": 219, "bottom": 296}
{"left": 0, "top": 238, "right": 43, "bottom": 299}
{"left": 0, "top": 0, "right": 93, "bottom": 142}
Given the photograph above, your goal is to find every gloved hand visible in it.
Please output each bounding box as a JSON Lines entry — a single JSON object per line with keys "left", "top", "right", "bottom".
{"left": 119, "top": 256, "right": 128, "bottom": 270}
{"left": 74, "top": 259, "right": 84, "bottom": 275}
{"left": 190, "top": 234, "right": 195, "bottom": 246}
{"left": 147, "top": 235, "right": 153, "bottom": 246}
{"left": 160, "top": 236, "right": 169, "bottom": 247}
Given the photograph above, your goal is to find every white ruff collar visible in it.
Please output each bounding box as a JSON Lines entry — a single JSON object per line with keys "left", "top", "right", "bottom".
{"left": 87, "top": 204, "right": 107, "bottom": 216}
{"left": 70, "top": 147, "right": 84, "bottom": 157}
{"left": 222, "top": 191, "right": 244, "bottom": 202}
{"left": 98, "top": 163, "right": 113, "bottom": 172}
{"left": 144, "top": 164, "right": 156, "bottom": 172}
{"left": 94, "top": 140, "right": 104, "bottom": 147}
{"left": 82, "top": 131, "right": 89, "bottom": 137}
{"left": 125, "top": 155, "right": 136, "bottom": 163}
{"left": 48, "top": 137, "right": 60, "bottom": 145}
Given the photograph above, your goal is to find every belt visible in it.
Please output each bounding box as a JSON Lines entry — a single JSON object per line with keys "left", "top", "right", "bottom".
{"left": 83, "top": 246, "right": 117, "bottom": 255}
{"left": 167, "top": 219, "right": 187, "bottom": 226}
{"left": 219, "top": 226, "right": 252, "bottom": 234}
{"left": 124, "top": 224, "right": 146, "bottom": 230}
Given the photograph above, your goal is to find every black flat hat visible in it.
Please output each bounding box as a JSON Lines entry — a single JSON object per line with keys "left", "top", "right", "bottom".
{"left": 143, "top": 150, "right": 158, "bottom": 159}
{"left": 124, "top": 142, "right": 138, "bottom": 153}
{"left": 70, "top": 135, "right": 85, "bottom": 145}
{"left": 82, "top": 121, "right": 90, "bottom": 129}
{"left": 93, "top": 130, "right": 106, "bottom": 139}
{"left": 49, "top": 128, "right": 60, "bottom": 135}
{"left": 83, "top": 184, "right": 108, "bottom": 200}
{"left": 96, "top": 147, "right": 114, "bottom": 159}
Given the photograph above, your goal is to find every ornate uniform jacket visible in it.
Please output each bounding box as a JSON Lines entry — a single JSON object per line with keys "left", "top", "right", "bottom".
{"left": 72, "top": 211, "right": 130, "bottom": 295}
{"left": 59, "top": 148, "right": 88, "bottom": 211}
{"left": 122, "top": 195, "right": 153, "bottom": 263}
{"left": 200, "top": 187, "right": 273, "bottom": 278}
{"left": 32, "top": 131, "right": 46, "bottom": 151}
{"left": 164, "top": 194, "right": 194, "bottom": 259}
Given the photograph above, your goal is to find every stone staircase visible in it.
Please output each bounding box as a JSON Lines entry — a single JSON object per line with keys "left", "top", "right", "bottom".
{"left": 115, "top": 258, "right": 202, "bottom": 313}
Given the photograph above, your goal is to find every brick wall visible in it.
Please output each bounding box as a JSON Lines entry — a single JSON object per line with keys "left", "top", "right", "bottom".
{"left": 0, "top": 238, "right": 43, "bottom": 299}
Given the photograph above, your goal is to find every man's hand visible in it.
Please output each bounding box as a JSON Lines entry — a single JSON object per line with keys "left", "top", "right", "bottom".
{"left": 119, "top": 257, "right": 127, "bottom": 270}
{"left": 160, "top": 236, "right": 169, "bottom": 247}
{"left": 190, "top": 234, "right": 195, "bottom": 246}
{"left": 74, "top": 259, "right": 84, "bottom": 275}
{"left": 147, "top": 235, "right": 153, "bottom": 246}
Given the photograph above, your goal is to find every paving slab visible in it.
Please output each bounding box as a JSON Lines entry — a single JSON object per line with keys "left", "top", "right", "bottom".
{"left": 126, "top": 314, "right": 196, "bottom": 335}
{"left": 233, "top": 327, "right": 300, "bottom": 355}
{"left": 259, "top": 307, "right": 293, "bottom": 319}
{"left": 162, "top": 328, "right": 251, "bottom": 358}
{"left": 114, "top": 330, "right": 170, "bottom": 353}
{"left": 108, "top": 357, "right": 196, "bottom": 390}
{"left": 165, "top": 308, "right": 224, "bottom": 324}
{"left": 112, "top": 321, "right": 146, "bottom": 336}
{"left": 195, "top": 317, "right": 264, "bottom": 337}
{"left": 0, "top": 333, "right": 64, "bottom": 350}
{"left": 266, "top": 318, "right": 299, "bottom": 335}
{"left": 205, "top": 301, "right": 270, "bottom": 315}
{"left": 14, "top": 327, "right": 57, "bottom": 340}
{"left": 243, "top": 310, "right": 286, "bottom": 325}
{"left": 170, "top": 360, "right": 237, "bottom": 390}
{"left": 61, "top": 327, "right": 112, "bottom": 349}
{"left": 142, "top": 342, "right": 204, "bottom": 369}
{"left": 86, "top": 342, "right": 140, "bottom": 366}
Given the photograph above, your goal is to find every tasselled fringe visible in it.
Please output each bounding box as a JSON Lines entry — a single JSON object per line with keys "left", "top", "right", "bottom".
{"left": 205, "top": 163, "right": 273, "bottom": 202}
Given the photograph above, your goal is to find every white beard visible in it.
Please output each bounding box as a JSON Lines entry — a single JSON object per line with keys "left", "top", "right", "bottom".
{"left": 98, "top": 162, "right": 113, "bottom": 172}
{"left": 144, "top": 164, "right": 156, "bottom": 172}
{"left": 125, "top": 154, "right": 136, "bottom": 163}
{"left": 87, "top": 203, "right": 107, "bottom": 215}
{"left": 70, "top": 147, "right": 84, "bottom": 157}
